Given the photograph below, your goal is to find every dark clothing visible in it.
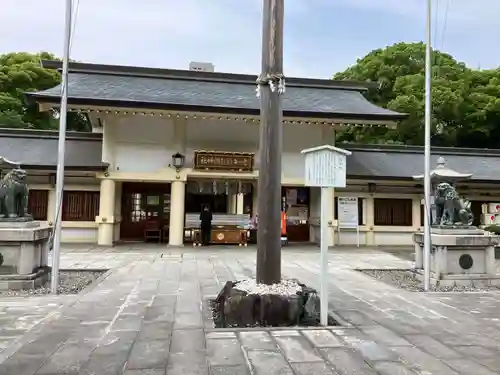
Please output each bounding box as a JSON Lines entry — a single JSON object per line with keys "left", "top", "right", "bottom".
{"left": 200, "top": 211, "right": 213, "bottom": 229}
{"left": 200, "top": 210, "right": 213, "bottom": 246}
{"left": 201, "top": 228, "right": 211, "bottom": 246}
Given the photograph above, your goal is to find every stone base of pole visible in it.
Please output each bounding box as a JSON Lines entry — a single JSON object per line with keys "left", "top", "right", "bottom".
{"left": 211, "top": 279, "right": 338, "bottom": 328}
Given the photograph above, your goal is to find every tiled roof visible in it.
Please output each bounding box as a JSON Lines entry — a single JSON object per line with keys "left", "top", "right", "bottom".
{"left": 0, "top": 129, "right": 105, "bottom": 170}
{"left": 1, "top": 128, "right": 497, "bottom": 182}
{"left": 346, "top": 144, "right": 500, "bottom": 181}
{"left": 26, "top": 61, "right": 406, "bottom": 122}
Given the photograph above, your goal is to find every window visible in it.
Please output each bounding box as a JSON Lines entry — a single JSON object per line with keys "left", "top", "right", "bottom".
{"left": 334, "top": 197, "right": 364, "bottom": 225}
{"left": 28, "top": 190, "right": 49, "bottom": 220}
{"left": 62, "top": 191, "right": 100, "bottom": 221}
{"left": 374, "top": 198, "right": 412, "bottom": 226}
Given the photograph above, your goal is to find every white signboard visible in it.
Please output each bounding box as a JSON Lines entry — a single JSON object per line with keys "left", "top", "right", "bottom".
{"left": 304, "top": 151, "right": 347, "bottom": 188}
{"left": 338, "top": 197, "right": 358, "bottom": 228}
{"left": 300, "top": 145, "right": 352, "bottom": 326}
{"left": 337, "top": 197, "right": 360, "bottom": 247}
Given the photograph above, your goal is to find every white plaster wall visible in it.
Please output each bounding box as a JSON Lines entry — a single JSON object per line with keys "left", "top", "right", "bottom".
{"left": 311, "top": 228, "right": 410, "bottom": 246}
{"left": 113, "top": 116, "right": 175, "bottom": 143}
{"left": 335, "top": 230, "right": 367, "bottom": 246}
{"left": 374, "top": 232, "right": 413, "bottom": 246}
{"left": 61, "top": 228, "right": 98, "bottom": 243}
{"left": 106, "top": 116, "right": 324, "bottom": 179}
{"left": 106, "top": 115, "right": 176, "bottom": 172}
{"left": 186, "top": 119, "right": 259, "bottom": 145}
{"left": 115, "top": 143, "right": 174, "bottom": 172}
{"left": 282, "top": 123, "right": 322, "bottom": 179}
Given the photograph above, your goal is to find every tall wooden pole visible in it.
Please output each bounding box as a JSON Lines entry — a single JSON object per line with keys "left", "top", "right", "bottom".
{"left": 256, "top": 0, "right": 284, "bottom": 285}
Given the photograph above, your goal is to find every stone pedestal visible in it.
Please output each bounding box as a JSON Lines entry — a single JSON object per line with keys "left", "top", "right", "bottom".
{"left": 0, "top": 220, "right": 52, "bottom": 290}
{"left": 413, "top": 227, "right": 500, "bottom": 287}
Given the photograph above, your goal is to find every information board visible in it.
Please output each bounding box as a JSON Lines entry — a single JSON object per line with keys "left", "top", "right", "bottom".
{"left": 338, "top": 197, "right": 358, "bottom": 228}
{"left": 304, "top": 150, "right": 347, "bottom": 188}
{"left": 337, "top": 197, "right": 360, "bottom": 247}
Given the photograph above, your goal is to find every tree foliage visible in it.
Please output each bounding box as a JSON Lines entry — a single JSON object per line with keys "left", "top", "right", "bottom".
{"left": 334, "top": 42, "right": 500, "bottom": 148}
{"left": 0, "top": 52, "right": 90, "bottom": 131}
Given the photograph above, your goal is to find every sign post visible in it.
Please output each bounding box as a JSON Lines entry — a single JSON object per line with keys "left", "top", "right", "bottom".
{"left": 301, "top": 145, "right": 352, "bottom": 326}
{"left": 337, "top": 197, "right": 360, "bottom": 247}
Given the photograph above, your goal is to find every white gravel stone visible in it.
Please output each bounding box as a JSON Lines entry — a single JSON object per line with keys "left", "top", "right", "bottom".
{"left": 360, "top": 269, "right": 500, "bottom": 292}
{"left": 234, "top": 278, "right": 303, "bottom": 296}
{"left": 0, "top": 270, "right": 105, "bottom": 297}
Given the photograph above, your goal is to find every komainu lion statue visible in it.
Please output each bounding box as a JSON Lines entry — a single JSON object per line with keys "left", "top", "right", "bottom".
{"left": 0, "top": 168, "right": 29, "bottom": 218}
{"left": 434, "top": 182, "right": 474, "bottom": 226}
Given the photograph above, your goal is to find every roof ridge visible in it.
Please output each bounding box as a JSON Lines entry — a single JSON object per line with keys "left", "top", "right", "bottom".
{"left": 40, "top": 60, "right": 372, "bottom": 91}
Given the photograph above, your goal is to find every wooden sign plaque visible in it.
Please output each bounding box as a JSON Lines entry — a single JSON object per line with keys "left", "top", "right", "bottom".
{"left": 194, "top": 151, "right": 254, "bottom": 172}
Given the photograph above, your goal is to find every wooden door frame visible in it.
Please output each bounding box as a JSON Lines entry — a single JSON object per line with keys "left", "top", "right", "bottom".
{"left": 120, "top": 182, "right": 171, "bottom": 241}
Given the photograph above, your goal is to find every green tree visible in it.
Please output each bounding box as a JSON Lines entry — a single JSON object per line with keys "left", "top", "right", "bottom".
{"left": 0, "top": 52, "right": 90, "bottom": 131}
{"left": 334, "top": 42, "right": 500, "bottom": 148}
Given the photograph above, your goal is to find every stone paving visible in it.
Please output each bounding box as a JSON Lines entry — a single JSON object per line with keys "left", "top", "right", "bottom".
{"left": 0, "top": 245, "right": 500, "bottom": 374}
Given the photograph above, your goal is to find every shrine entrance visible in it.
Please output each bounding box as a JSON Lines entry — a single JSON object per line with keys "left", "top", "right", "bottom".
{"left": 120, "top": 182, "right": 171, "bottom": 241}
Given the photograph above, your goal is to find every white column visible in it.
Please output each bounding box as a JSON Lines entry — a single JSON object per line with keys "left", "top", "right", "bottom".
{"left": 412, "top": 198, "right": 421, "bottom": 231}
{"left": 113, "top": 182, "right": 122, "bottom": 242}
{"left": 365, "top": 196, "right": 375, "bottom": 246}
{"left": 236, "top": 193, "right": 244, "bottom": 214}
{"left": 47, "top": 188, "right": 56, "bottom": 224}
{"left": 169, "top": 181, "right": 186, "bottom": 246}
{"left": 97, "top": 179, "right": 116, "bottom": 246}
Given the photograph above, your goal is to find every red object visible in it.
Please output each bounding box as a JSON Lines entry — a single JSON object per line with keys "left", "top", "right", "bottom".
{"left": 491, "top": 215, "right": 495, "bottom": 221}
{"left": 281, "top": 212, "right": 287, "bottom": 235}
{"left": 496, "top": 205, "right": 500, "bottom": 211}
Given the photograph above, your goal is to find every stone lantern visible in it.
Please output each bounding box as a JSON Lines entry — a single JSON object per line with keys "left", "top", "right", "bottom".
{"left": 413, "top": 157, "right": 472, "bottom": 226}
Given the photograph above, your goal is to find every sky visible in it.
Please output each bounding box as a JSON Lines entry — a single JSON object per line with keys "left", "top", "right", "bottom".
{"left": 1, "top": 0, "right": 499, "bottom": 78}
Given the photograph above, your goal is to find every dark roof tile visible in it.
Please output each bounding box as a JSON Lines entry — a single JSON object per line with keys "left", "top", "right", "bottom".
{"left": 346, "top": 145, "right": 500, "bottom": 181}
{"left": 1, "top": 128, "right": 497, "bottom": 181}
{"left": 26, "top": 61, "right": 406, "bottom": 121}
{"left": 0, "top": 129, "right": 105, "bottom": 170}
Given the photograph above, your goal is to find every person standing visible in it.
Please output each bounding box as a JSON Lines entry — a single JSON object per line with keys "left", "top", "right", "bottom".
{"left": 200, "top": 205, "right": 213, "bottom": 246}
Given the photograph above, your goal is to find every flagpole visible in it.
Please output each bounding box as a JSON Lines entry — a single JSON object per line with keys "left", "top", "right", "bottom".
{"left": 423, "top": 0, "right": 432, "bottom": 291}
{"left": 50, "top": 0, "right": 72, "bottom": 294}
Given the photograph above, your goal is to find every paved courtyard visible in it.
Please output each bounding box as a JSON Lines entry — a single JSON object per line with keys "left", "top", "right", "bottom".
{"left": 1, "top": 245, "right": 500, "bottom": 374}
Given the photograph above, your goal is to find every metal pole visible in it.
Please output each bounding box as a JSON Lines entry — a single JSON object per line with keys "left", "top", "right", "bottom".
{"left": 256, "top": 0, "right": 284, "bottom": 284}
{"left": 51, "top": 0, "right": 72, "bottom": 294}
{"left": 319, "top": 187, "right": 328, "bottom": 325}
{"left": 423, "top": 0, "right": 432, "bottom": 291}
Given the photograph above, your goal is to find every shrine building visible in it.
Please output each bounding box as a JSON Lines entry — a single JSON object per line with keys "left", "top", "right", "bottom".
{"left": 7, "top": 60, "right": 500, "bottom": 247}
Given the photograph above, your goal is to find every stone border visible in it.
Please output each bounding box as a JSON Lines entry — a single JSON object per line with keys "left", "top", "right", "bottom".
{"left": 204, "top": 295, "right": 349, "bottom": 330}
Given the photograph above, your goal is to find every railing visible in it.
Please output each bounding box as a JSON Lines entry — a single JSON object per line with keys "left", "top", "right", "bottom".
{"left": 185, "top": 213, "right": 250, "bottom": 228}
{"left": 184, "top": 213, "right": 250, "bottom": 246}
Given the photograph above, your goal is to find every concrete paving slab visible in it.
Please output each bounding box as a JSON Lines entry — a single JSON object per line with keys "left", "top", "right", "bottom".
{"left": 0, "top": 245, "right": 499, "bottom": 374}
